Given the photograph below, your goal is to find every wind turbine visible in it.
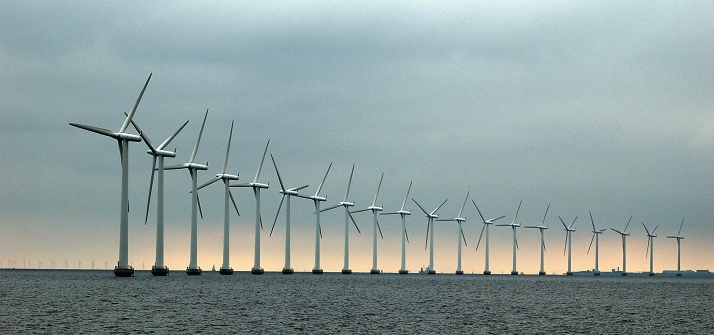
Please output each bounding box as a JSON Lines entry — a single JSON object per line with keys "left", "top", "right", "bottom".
{"left": 196, "top": 121, "right": 240, "bottom": 275}
{"left": 381, "top": 181, "right": 413, "bottom": 274}
{"left": 436, "top": 191, "right": 470, "bottom": 275}
{"left": 230, "top": 140, "right": 270, "bottom": 275}
{"left": 559, "top": 216, "right": 577, "bottom": 275}
{"left": 128, "top": 117, "right": 189, "bottom": 276}
{"left": 610, "top": 216, "right": 632, "bottom": 276}
{"left": 496, "top": 199, "right": 524, "bottom": 275}
{"left": 586, "top": 211, "right": 606, "bottom": 276}
{"left": 643, "top": 222, "right": 659, "bottom": 276}
{"left": 294, "top": 163, "right": 332, "bottom": 274}
{"left": 269, "top": 154, "right": 309, "bottom": 275}
{"left": 413, "top": 198, "right": 448, "bottom": 275}
{"left": 320, "top": 165, "right": 361, "bottom": 274}
{"left": 351, "top": 173, "right": 385, "bottom": 274}
{"left": 524, "top": 204, "right": 550, "bottom": 275}
{"left": 69, "top": 73, "right": 152, "bottom": 277}
{"left": 164, "top": 109, "right": 210, "bottom": 276}
{"left": 666, "top": 218, "right": 685, "bottom": 276}
{"left": 473, "top": 201, "right": 506, "bottom": 275}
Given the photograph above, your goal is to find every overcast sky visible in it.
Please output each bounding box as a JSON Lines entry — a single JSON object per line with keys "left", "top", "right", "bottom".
{"left": 2, "top": 1, "right": 712, "bottom": 274}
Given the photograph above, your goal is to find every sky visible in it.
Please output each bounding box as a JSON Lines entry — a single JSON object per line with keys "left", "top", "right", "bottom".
{"left": 2, "top": 1, "right": 713, "bottom": 274}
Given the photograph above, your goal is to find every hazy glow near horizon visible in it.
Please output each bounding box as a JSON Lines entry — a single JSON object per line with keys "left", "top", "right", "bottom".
{"left": 1, "top": 2, "right": 712, "bottom": 274}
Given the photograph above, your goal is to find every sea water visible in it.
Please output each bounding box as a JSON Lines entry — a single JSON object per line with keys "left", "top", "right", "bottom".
{"left": 1, "top": 270, "right": 712, "bottom": 334}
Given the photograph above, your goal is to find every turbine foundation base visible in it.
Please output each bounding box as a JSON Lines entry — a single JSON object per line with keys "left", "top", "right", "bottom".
{"left": 341, "top": 269, "right": 352, "bottom": 274}
{"left": 455, "top": 270, "right": 464, "bottom": 275}
{"left": 676, "top": 273, "right": 682, "bottom": 277}
{"left": 594, "top": 271, "right": 601, "bottom": 276}
{"left": 219, "top": 267, "right": 234, "bottom": 275}
{"left": 566, "top": 272, "right": 573, "bottom": 276}
{"left": 621, "top": 272, "right": 628, "bottom": 276}
{"left": 538, "top": 271, "right": 546, "bottom": 276}
{"left": 483, "top": 270, "right": 491, "bottom": 275}
{"left": 186, "top": 267, "right": 202, "bottom": 276}
{"left": 511, "top": 271, "right": 519, "bottom": 275}
{"left": 282, "top": 268, "right": 294, "bottom": 275}
{"left": 370, "top": 269, "right": 381, "bottom": 274}
{"left": 312, "top": 269, "right": 323, "bottom": 274}
{"left": 427, "top": 270, "right": 436, "bottom": 275}
{"left": 250, "top": 267, "right": 264, "bottom": 275}
{"left": 398, "top": 269, "right": 409, "bottom": 274}
{"left": 648, "top": 272, "right": 655, "bottom": 276}
{"left": 151, "top": 266, "right": 169, "bottom": 276}
{"left": 114, "top": 266, "right": 135, "bottom": 277}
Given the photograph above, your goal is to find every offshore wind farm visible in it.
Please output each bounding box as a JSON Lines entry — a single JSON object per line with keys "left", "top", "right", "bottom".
{"left": 2, "top": 1, "right": 713, "bottom": 333}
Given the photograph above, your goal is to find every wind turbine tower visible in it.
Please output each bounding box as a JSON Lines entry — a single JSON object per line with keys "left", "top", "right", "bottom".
{"left": 321, "top": 165, "right": 361, "bottom": 274}
{"left": 352, "top": 173, "right": 386, "bottom": 274}
{"left": 269, "top": 154, "right": 309, "bottom": 274}
{"left": 197, "top": 121, "right": 240, "bottom": 275}
{"left": 128, "top": 117, "right": 189, "bottom": 276}
{"left": 436, "top": 192, "right": 470, "bottom": 275}
{"left": 560, "top": 216, "right": 577, "bottom": 275}
{"left": 643, "top": 222, "right": 659, "bottom": 276}
{"left": 496, "top": 200, "right": 524, "bottom": 275}
{"left": 294, "top": 163, "right": 332, "bottom": 274}
{"left": 587, "top": 211, "right": 606, "bottom": 276}
{"left": 413, "top": 198, "right": 448, "bottom": 275}
{"left": 69, "top": 73, "right": 152, "bottom": 277}
{"left": 524, "top": 204, "right": 550, "bottom": 275}
{"left": 381, "top": 181, "right": 413, "bottom": 274}
{"left": 610, "top": 216, "right": 632, "bottom": 276}
{"left": 231, "top": 140, "right": 270, "bottom": 275}
{"left": 473, "top": 201, "right": 506, "bottom": 275}
{"left": 666, "top": 218, "right": 685, "bottom": 276}
{"left": 164, "top": 109, "right": 210, "bottom": 276}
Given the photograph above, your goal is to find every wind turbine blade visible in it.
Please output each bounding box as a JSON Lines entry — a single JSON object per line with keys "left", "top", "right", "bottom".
{"left": 461, "top": 227, "right": 468, "bottom": 247}
{"left": 559, "top": 216, "right": 568, "bottom": 229}
{"left": 412, "top": 199, "right": 429, "bottom": 216}
{"left": 492, "top": 215, "right": 506, "bottom": 222}
{"left": 432, "top": 199, "right": 448, "bottom": 215}
{"left": 610, "top": 228, "right": 622, "bottom": 234}
{"left": 144, "top": 156, "right": 157, "bottom": 225}
{"left": 514, "top": 229, "right": 519, "bottom": 250}
{"left": 642, "top": 222, "right": 650, "bottom": 235}
{"left": 117, "top": 140, "right": 123, "bottom": 163}
{"left": 348, "top": 210, "right": 361, "bottom": 234}
{"left": 229, "top": 189, "right": 240, "bottom": 216}
{"left": 291, "top": 185, "right": 309, "bottom": 192}
{"left": 589, "top": 211, "right": 596, "bottom": 231}
{"left": 372, "top": 173, "right": 384, "bottom": 207}
{"left": 197, "top": 177, "right": 221, "bottom": 191}
{"left": 405, "top": 227, "right": 410, "bottom": 243}
{"left": 513, "top": 199, "right": 522, "bottom": 224}
{"left": 351, "top": 208, "right": 370, "bottom": 214}
{"left": 197, "top": 192, "right": 204, "bottom": 220}
{"left": 472, "top": 200, "right": 487, "bottom": 223}
{"left": 119, "top": 73, "right": 152, "bottom": 133}
{"left": 458, "top": 191, "right": 470, "bottom": 218}
{"left": 127, "top": 117, "right": 156, "bottom": 152}
{"left": 254, "top": 139, "right": 270, "bottom": 183}
{"left": 652, "top": 225, "right": 659, "bottom": 234}
{"left": 319, "top": 224, "right": 322, "bottom": 239}
{"left": 646, "top": 238, "right": 650, "bottom": 258}
{"left": 344, "top": 164, "right": 355, "bottom": 202}
{"left": 569, "top": 216, "right": 578, "bottom": 229}
{"left": 270, "top": 154, "right": 286, "bottom": 191}
{"left": 563, "top": 233, "right": 568, "bottom": 255}
{"left": 475, "top": 224, "right": 485, "bottom": 251}
{"left": 678, "top": 218, "right": 684, "bottom": 236}
{"left": 542, "top": 238, "right": 547, "bottom": 252}
{"left": 424, "top": 220, "right": 430, "bottom": 250}
{"left": 541, "top": 204, "right": 550, "bottom": 226}
{"left": 157, "top": 120, "right": 189, "bottom": 150}
{"left": 315, "top": 162, "right": 332, "bottom": 197}
{"left": 69, "top": 123, "right": 118, "bottom": 139}
{"left": 269, "top": 195, "right": 285, "bottom": 237}
{"left": 189, "top": 109, "right": 209, "bottom": 163}
{"left": 624, "top": 216, "right": 632, "bottom": 232}
{"left": 587, "top": 233, "right": 595, "bottom": 254}
{"left": 400, "top": 181, "right": 413, "bottom": 211}
{"left": 320, "top": 203, "right": 342, "bottom": 212}
{"left": 222, "top": 121, "right": 234, "bottom": 174}
{"left": 377, "top": 216, "right": 383, "bottom": 239}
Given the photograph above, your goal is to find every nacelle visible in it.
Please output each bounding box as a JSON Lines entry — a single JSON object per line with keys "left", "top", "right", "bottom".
{"left": 147, "top": 149, "right": 177, "bottom": 157}
{"left": 217, "top": 173, "right": 239, "bottom": 181}
{"left": 187, "top": 163, "right": 208, "bottom": 170}
{"left": 368, "top": 206, "right": 383, "bottom": 211}
{"left": 118, "top": 132, "right": 142, "bottom": 142}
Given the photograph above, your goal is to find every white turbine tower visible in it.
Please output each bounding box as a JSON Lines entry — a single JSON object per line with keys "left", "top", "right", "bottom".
{"left": 610, "top": 216, "right": 632, "bottom": 276}
{"left": 230, "top": 140, "right": 270, "bottom": 275}
{"left": 294, "top": 163, "right": 332, "bottom": 274}
{"left": 524, "top": 204, "right": 550, "bottom": 275}
{"left": 559, "top": 216, "right": 577, "bottom": 275}
{"left": 321, "top": 165, "right": 361, "bottom": 274}
{"left": 643, "top": 222, "right": 659, "bottom": 276}
{"left": 164, "top": 109, "right": 210, "bottom": 276}
{"left": 473, "top": 201, "right": 506, "bottom": 275}
{"left": 352, "top": 173, "right": 386, "bottom": 274}
{"left": 196, "top": 121, "right": 240, "bottom": 275}
{"left": 269, "top": 154, "right": 309, "bottom": 275}
{"left": 666, "top": 218, "right": 685, "bottom": 276}
{"left": 69, "top": 73, "right": 152, "bottom": 277}
{"left": 586, "top": 211, "right": 606, "bottom": 276}
{"left": 496, "top": 200, "right": 524, "bottom": 275}
{"left": 413, "top": 198, "right": 448, "bottom": 275}
{"left": 381, "top": 181, "right": 413, "bottom": 274}
{"left": 128, "top": 117, "right": 189, "bottom": 276}
{"left": 436, "top": 192, "right": 470, "bottom": 275}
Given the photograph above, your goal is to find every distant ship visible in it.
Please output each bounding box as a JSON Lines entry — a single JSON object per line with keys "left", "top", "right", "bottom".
{"left": 211, "top": 265, "right": 216, "bottom": 272}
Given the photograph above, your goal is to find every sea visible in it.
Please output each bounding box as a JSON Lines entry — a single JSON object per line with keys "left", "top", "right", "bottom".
{"left": 1, "top": 269, "right": 712, "bottom": 334}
